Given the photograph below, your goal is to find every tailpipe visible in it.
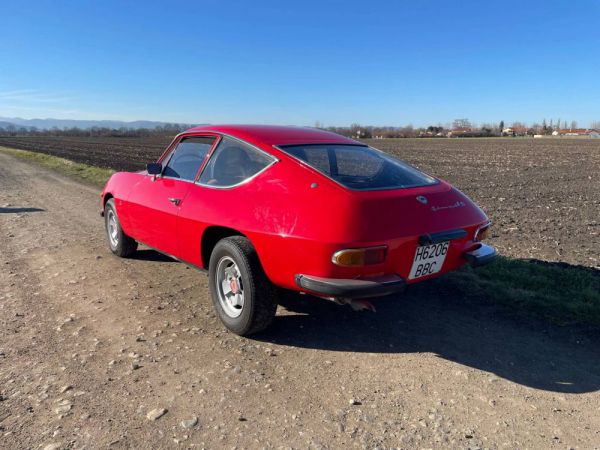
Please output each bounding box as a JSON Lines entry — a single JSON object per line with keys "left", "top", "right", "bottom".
{"left": 334, "top": 298, "right": 377, "bottom": 312}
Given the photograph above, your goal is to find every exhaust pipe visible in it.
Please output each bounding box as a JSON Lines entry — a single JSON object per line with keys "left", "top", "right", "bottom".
{"left": 330, "top": 297, "right": 376, "bottom": 312}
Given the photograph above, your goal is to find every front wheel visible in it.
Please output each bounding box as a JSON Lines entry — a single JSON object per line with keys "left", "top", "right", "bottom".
{"left": 104, "top": 198, "right": 138, "bottom": 257}
{"left": 208, "top": 236, "right": 277, "bottom": 335}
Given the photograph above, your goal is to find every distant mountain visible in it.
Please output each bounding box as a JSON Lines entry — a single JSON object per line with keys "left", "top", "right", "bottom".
{"left": 0, "top": 117, "right": 195, "bottom": 130}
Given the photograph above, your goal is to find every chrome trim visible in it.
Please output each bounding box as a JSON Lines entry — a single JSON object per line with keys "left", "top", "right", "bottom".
{"left": 196, "top": 159, "right": 278, "bottom": 190}
{"left": 474, "top": 220, "right": 492, "bottom": 242}
{"left": 150, "top": 131, "right": 279, "bottom": 189}
{"left": 158, "top": 175, "right": 197, "bottom": 184}
{"left": 195, "top": 133, "right": 279, "bottom": 190}
{"left": 188, "top": 130, "right": 280, "bottom": 163}
{"left": 463, "top": 243, "right": 497, "bottom": 267}
{"left": 273, "top": 144, "right": 440, "bottom": 192}
{"left": 158, "top": 134, "right": 222, "bottom": 182}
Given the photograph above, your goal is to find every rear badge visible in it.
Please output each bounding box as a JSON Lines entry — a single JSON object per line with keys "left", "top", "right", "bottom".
{"left": 416, "top": 195, "right": 428, "bottom": 205}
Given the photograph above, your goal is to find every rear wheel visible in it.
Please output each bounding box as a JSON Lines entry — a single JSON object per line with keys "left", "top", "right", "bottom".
{"left": 208, "top": 236, "right": 277, "bottom": 335}
{"left": 104, "top": 198, "right": 137, "bottom": 257}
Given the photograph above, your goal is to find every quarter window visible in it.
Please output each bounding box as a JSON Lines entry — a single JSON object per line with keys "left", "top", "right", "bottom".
{"left": 163, "top": 136, "right": 216, "bottom": 181}
{"left": 199, "top": 137, "right": 274, "bottom": 187}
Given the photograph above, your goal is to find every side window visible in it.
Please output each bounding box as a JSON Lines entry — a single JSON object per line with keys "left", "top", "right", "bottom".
{"left": 163, "top": 136, "right": 215, "bottom": 181}
{"left": 198, "top": 137, "right": 274, "bottom": 187}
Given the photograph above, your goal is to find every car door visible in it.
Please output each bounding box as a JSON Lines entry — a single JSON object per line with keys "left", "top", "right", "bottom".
{"left": 176, "top": 136, "right": 277, "bottom": 265}
{"left": 125, "top": 135, "right": 217, "bottom": 257}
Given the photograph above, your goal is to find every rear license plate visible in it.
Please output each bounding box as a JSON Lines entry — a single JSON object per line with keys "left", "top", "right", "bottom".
{"left": 408, "top": 241, "right": 449, "bottom": 280}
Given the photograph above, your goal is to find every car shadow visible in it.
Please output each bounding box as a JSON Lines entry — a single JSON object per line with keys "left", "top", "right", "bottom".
{"left": 0, "top": 207, "right": 45, "bottom": 213}
{"left": 129, "top": 249, "right": 178, "bottom": 263}
{"left": 254, "top": 261, "right": 600, "bottom": 394}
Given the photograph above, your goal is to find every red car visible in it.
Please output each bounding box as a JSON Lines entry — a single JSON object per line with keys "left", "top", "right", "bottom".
{"left": 101, "top": 125, "right": 496, "bottom": 335}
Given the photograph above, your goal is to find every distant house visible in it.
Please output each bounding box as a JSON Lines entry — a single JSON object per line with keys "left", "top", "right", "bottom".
{"left": 512, "top": 126, "right": 528, "bottom": 136}
{"left": 452, "top": 127, "right": 472, "bottom": 133}
{"left": 558, "top": 128, "right": 599, "bottom": 136}
{"left": 447, "top": 127, "right": 472, "bottom": 137}
{"left": 502, "top": 126, "right": 528, "bottom": 136}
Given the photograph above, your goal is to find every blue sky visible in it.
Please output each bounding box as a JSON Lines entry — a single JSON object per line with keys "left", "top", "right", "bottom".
{"left": 1, "top": 0, "right": 598, "bottom": 127}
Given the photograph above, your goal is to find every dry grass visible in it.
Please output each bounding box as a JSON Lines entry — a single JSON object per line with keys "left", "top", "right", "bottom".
{"left": 0, "top": 146, "right": 113, "bottom": 186}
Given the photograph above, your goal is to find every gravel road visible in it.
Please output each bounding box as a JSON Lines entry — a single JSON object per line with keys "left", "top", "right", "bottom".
{"left": 1, "top": 152, "right": 599, "bottom": 449}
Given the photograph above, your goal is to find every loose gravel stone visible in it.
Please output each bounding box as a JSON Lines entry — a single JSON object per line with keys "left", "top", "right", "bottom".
{"left": 43, "top": 444, "right": 62, "bottom": 450}
{"left": 181, "top": 416, "right": 198, "bottom": 429}
{"left": 146, "top": 408, "right": 168, "bottom": 421}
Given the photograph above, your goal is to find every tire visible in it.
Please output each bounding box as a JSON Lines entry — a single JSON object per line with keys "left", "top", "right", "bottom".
{"left": 208, "top": 236, "right": 277, "bottom": 335}
{"left": 104, "top": 198, "right": 138, "bottom": 257}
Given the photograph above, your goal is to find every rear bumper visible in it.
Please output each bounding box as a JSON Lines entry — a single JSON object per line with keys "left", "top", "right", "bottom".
{"left": 295, "top": 243, "right": 496, "bottom": 298}
{"left": 463, "top": 243, "right": 497, "bottom": 267}
{"left": 295, "top": 274, "right": 406, "bottom": 299}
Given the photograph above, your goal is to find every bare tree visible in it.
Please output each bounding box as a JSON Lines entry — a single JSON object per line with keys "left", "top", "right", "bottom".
{"left": 452, "top": 118, "right": 471, "bottom": 129}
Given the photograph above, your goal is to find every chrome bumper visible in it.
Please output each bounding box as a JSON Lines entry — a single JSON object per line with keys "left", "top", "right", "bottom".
{"left": 463, "top": 243, "right": 498, "bottom": 267}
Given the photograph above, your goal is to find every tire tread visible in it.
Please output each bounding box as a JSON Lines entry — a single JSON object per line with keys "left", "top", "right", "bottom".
{"left": 209, "top": 236, "right": 277, "bottom": 335}
{"left": 105, "top": 199, "right": 138, "bottom": 258}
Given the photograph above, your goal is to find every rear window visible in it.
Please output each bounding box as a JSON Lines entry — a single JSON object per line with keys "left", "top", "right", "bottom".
{"left": 280, "top": 144, "right": 437, "bottom": 190}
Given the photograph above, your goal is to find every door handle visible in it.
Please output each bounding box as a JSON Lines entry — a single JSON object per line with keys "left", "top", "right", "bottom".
{"left": 168, "top": 198, "right": 181, "bottom": 206}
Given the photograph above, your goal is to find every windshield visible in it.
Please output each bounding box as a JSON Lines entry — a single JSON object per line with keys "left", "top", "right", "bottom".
{"left": 280, "top": 144, "right": 437, "bottom": 190}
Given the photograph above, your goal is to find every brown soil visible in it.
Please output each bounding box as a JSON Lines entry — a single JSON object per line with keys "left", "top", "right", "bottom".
{"left": 0, "top": 143, "right": 599, "bottom": 449}
{"left": 1, "top": 136, "right": 597, "bottom": 268}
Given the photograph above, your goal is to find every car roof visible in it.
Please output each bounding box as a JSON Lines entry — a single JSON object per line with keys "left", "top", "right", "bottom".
{"left": 183, "top": 124, "right": 361, "bottom": 146}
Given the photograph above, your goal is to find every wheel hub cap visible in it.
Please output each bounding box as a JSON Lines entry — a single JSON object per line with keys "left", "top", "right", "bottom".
{"left": 216, "top": 256, "right": 244, "bottom": 318}
{"left": 107, "top": 210, "right": 118, "bottom": 246}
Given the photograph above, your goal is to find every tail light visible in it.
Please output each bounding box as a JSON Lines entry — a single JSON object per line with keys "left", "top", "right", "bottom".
{"left": 332, "top": 246, "right": 387, "bottom": 267}
{"left": 474, "top": 221, "right": 491, "bottom": 242}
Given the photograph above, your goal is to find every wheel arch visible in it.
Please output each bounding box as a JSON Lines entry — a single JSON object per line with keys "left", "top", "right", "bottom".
{"left": 103, "top": 192, "right": 114, "bottom": 207}
{"left": 201, "top": 226, "right": 246, "bottom": 269}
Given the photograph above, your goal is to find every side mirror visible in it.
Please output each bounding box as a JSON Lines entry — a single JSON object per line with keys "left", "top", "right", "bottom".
{"left": 146, "top": 162, "right": 162, "bottom": 176}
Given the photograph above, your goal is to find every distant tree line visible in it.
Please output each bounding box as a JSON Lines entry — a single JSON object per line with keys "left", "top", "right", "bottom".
{"left": 0, "top": 123, "right": 193, "bottom": 137}
{"left": 318, "top": 118, "right": 599, "bottom": 139}
{"left": 1, "top": 119, "right": 598, "bottom": 139}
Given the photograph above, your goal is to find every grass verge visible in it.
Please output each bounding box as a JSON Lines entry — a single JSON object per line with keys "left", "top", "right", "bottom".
{"left": 447, "top": 256, "right": 600, "bottom": 326}
{"left": 0, "top": 146, "right": 113, "bottom": 187}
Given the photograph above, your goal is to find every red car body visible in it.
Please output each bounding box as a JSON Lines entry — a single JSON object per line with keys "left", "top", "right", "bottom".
{"left": 101, "top": 125, "right": 496, "bottom": 301}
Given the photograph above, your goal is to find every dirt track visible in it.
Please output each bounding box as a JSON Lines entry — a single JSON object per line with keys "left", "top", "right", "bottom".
{"left": 1, "top": 152, "right": 599, "bottom": 449}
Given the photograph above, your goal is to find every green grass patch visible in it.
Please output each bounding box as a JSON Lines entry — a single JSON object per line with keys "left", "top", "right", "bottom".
{"left": 446, "top": 256, "right": 600, "bottom": 326}
{"left": 0, "top": 146, "right": 113, "bottom": 187}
